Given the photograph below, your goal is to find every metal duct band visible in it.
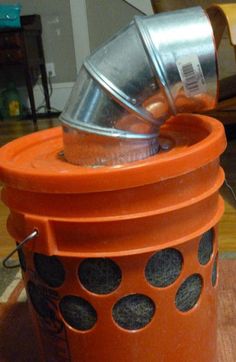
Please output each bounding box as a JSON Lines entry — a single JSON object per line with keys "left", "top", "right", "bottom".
{"left": 60, "top": 6, "right": 218, "bottom": 165}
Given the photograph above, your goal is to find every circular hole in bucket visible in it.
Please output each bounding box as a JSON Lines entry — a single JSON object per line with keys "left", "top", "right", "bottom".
{"left": 78, "top": 258, "right": 122, "bottom": 294}
{"left": 175, "top": 274, "right": 203, "bottom": 312}
{"left": 212, "top": 254, "right": 218, "bottom": 287}
{"left": 27, "top": 281, "right": 56, "bottom": 319}
{"left": 145, "top": 248, "right": 183, "bottom": 288}
{"left": 59, "top": 295, "right": 97, "bottom": 331}
{"left": 17, "top": 243, "right": 26, "bottom": 272}
{"left": 198, "top": 229, "right": 214, "bottom": 265}
{"left": 34, "top": 253, "right": 65, "bottom": 288}
{"left": 112, "top": 294, "right": 155, "bottom": 330}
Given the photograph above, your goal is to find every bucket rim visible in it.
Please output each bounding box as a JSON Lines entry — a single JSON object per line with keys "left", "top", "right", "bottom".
{"left": 0, "top": 114, "right": 226, "bottom": 193}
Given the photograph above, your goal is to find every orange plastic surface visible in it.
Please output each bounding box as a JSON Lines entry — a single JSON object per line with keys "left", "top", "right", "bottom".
{"left": 0, "top": 114, "right": 226, "bottom": 361}
{"left": 0, "top": 114, "right": 226, "bottom": 193}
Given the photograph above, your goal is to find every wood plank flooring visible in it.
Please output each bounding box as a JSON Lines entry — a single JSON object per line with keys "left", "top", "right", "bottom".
{"left": 0, "top": 118, "right": 235, "bottom": 259}
{"left": 0, "top": 118, "right": 60, "bottom": 259}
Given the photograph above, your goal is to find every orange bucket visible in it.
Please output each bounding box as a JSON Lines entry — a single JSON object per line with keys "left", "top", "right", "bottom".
{"left": 0, "top": 114, "right": 226, "bottom": 362}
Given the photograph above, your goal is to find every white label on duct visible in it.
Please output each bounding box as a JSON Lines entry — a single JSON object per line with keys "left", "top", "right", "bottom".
{"left": 176, "top": 54, "right": 207, "bottom": 97}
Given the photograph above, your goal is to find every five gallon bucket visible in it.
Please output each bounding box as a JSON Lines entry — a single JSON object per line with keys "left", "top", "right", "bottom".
{"left": 0, "top": 4, "right": 227, "bottom": 361}
{"left": 0, "top": 114, "right": 226, "bottom": 361}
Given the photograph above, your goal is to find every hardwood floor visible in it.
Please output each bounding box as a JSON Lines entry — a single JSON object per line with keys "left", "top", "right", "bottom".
{"left": 0, "top": 118, "right": 235, "bottom": 260}
{"left": 0, "top": 118, "right": 60, "bottom": 146}
{"left": 0, "top": 118, "right": 60, "bottom": 259}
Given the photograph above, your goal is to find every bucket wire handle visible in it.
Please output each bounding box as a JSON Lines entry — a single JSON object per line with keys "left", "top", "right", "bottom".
{"left": 225, "top": 178, "right": 236, "bottom": 204}
{"left": 3, "top": 229, "right": 38, "bottom": 269}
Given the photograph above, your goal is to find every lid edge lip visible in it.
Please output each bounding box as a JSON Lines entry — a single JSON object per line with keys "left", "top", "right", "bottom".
{"left": 9, "top": 197, "right": 223, "bottom": 258}
{"left": 0, "top": 114, "right": 226, "bottom": 194}
{"left": 2, "top": 167, "right": 224, "bottom": 220}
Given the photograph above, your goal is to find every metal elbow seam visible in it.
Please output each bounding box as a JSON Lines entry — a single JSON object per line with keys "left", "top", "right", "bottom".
{"left": 60, "top": 6, "right": 218, "bottom": 165}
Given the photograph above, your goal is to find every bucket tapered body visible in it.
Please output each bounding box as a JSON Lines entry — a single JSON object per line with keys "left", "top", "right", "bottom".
{"left": 0, "top": 114, "right": 226, "bottom": 361}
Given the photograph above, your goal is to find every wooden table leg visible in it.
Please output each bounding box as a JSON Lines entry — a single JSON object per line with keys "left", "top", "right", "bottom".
{"left": 24, "top": 65, "right": 37, "bottom": 125}
{"left": 40, "top": 63, "right": 51, "bottom": 113}
{"left": 37, "top": 35, "right": 51, "bottom": 114}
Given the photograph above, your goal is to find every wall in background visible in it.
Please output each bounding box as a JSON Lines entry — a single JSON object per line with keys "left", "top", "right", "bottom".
{"left": 0, "top": 0, "right": 235, "bottom": 113}
{"left": 86, "top": 0, "right": 142, "bottom": 51}
{"left": 19, "top": 82, "right": 74, "bottom": 113}
{"left": 0, "top": 0, "right": 77, "bottom": 83}
{"left": 124, "top": 0, "right": 154, "bottom": 15}
{"left": 0, "top": 0, "right": 142, "bottom": 112}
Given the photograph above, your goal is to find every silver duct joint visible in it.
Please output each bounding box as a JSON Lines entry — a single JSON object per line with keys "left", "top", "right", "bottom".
{"left": 60, "top": 6, "right": 218, "bottom": 166}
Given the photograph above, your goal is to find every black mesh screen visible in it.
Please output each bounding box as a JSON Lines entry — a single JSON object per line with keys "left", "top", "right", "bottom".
{"left": 175, "top": 274, "right": 202, "bottom": 312}
{"left": 60, "top": 295, "right": 97, "bottom": 331}
{"left": 27, "top": 281, "right": 55, "bottom": 319}
{"left": 145, "top": 248, "right": 183, "bottom": 287}
{"left": 198, "top": 229, "right": 214, "bottom": 265}
{"left": 212, "top": 255, "right": 218, "bottom": 287}
{"left": 79, "top": 258, "right": 121, "bottom": 294}
{"left": 34, "top": 253, "right": 65, "bottom": 288}
{"left": 112, "top": 294, "right": 155, "bottom": 330}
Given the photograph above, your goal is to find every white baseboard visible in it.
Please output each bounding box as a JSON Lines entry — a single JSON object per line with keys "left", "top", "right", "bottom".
{"left": 19, "top": 82, "right": 74, "bottom": 114}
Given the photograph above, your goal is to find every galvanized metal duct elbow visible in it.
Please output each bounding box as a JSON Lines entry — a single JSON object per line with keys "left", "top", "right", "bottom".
{"left": 60, "top": 6, "right": 217, "bottom": 166}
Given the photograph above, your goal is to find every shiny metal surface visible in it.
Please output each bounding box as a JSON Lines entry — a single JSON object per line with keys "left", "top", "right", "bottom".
{"left": 61, "top": 7, "right": 217, "bottom": 136}
{"left": 62, "top": 124, "right": 159, "bottom": 167}
{"left": 136, "top": 6, "right": 217, "bottom": 115}
{"left": 60, "top": 6, "right": 218, "bottom": 165}
{"left": 60, "top": 20, "right": 163, "bottom": 140}
{"left": 60, "top": 66, "right": 159, "bottom": 139}
{"left": 84, "top": 60, "right": 159, "bottom": 126}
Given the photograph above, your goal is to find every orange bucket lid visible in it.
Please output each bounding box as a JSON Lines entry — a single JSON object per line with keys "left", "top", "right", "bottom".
{"left": 0, "top": 114, "right": 226, "bottom": 193}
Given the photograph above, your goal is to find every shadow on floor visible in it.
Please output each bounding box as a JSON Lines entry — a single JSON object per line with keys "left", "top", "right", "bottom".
{"left": 0, "top": 302, "right": 40, "bottom": 362}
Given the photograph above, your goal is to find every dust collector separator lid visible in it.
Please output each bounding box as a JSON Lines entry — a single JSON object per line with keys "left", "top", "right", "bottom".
{"left": 0, "top": 114, "right": 226, "bottom": 193}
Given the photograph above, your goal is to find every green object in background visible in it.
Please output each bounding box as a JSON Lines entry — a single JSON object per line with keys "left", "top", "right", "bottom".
{"left": 1, "top": 82, "right": 22, "bottom": 120}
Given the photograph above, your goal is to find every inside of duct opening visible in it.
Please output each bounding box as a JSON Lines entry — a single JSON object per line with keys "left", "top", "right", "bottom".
{"left": 60, "top": 6, "right": 218, "bottom": 167}
{"left": 62, "top": 124, "right": 163, "bottom": 167}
